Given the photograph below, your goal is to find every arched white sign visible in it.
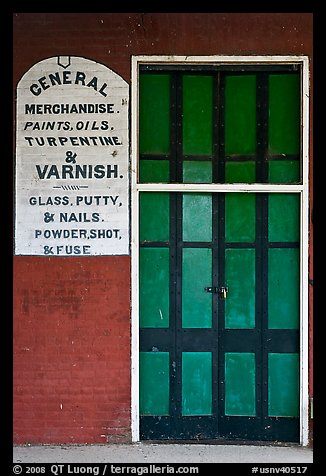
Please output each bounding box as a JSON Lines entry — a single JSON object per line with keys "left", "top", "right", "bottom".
{"left": 15, "top": 56, "right": 129, "bottom": 256}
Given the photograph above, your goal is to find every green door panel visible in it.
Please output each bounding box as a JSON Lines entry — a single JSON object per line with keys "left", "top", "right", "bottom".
{"left": 268, "top": 248, "right": 299, "bottom": 329}
{"left": 268, "top": 353, "right": 299, "bottom": 417}
{"left": 225, "top": 75, "right": 256, "bottom": 156}
{"left": 183, "top": 161, "right": 212, "bottom": 183}
{"left": 140, "top": 159, "right": 170, "bottom": 183}
{"left": 225, "top": 249, "right": 256, "bottom": 329}
{"left": 182, "top": 352, "right": 212, "bottom": 415}
{"left": 225, "top": 193, "right": 256, "bottom": 242}
{"left": 225, "top": 161, "right": 256, "bottom": 183}
{"left": 182, "top": 75, "right": 213, "bottom": 156}
{"left": 183, "top": 193, "right": 212, "bottom": 242}
{"left": 140, "top": 192, "right": 170, "bottom": 242}
{"left": 268, "top": 74, "right": 300, "bottom": 156}
{"left": 139, "top": 74, "right": 171, "bottom": 155}
{"left": 140, "top": 352, "right": 170, "bottom": 415}
{"left": 182, "top": 248, "right": 212, "bottom": 328}
{"left": 268, "top": 160, "right": 300, "bottom": 184}
{"left": 225, "top": 352, "right": 256, "bottom": 416}
{"left": 268, "top": 193, "right": 300, "bottom": 242}
{"left": 140, "top": 248, "right": 169, "bottom": 328}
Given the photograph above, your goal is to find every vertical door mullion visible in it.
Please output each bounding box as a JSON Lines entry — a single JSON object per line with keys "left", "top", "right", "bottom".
{"left": 174, "top": 73, "right": 184, "bottom": 419}
{"left": 256, "top": 73, "right": 269, "bottom": 436}
{"left": 211, "top": 72, "right": 221, "bottom": 419}
{"left": 169, "top": 192, "right": 178, "bottom": 418}
{"left": 217, "top": 193, "right": 226, "bottom": 426}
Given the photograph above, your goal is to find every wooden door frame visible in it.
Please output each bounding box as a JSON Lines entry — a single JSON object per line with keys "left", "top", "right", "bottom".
{"left": 130, "top": 55, "right": 310, "bottom": 445}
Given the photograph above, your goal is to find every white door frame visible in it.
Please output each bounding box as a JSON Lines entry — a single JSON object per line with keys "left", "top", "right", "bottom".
{"left": 130, "top": 55, "right": 310, "bottom": 445}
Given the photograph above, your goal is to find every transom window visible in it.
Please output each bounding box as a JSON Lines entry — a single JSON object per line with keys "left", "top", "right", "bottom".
{"left": 138, "top": 65, "right": 301, "bottom": 185}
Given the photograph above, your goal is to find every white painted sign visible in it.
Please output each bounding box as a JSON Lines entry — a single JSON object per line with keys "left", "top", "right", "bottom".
{"left": 15, "top": 56, "right": 129, "bottom": 256}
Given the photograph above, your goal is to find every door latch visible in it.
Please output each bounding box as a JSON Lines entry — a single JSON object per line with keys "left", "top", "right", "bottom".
{"left": 218, "top": 286, "right": 228, "bottom": 299}
{"left": 204, "top": 286, "right": 228, "bottom": 299}
{"left": 204, "top": 286, "right": 218, "bottom": 294}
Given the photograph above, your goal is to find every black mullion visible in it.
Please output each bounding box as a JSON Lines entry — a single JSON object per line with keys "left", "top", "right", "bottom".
{"left": 175, "top": 73, "right": 183, "bottom": 183}
{"left": 256, "top": 73, "right": 269, "bottom": 183}
{"left": 140, "top": 242, "right": 169, "bottom": 247}
{"left": 140, "top": 64, "right": 299, "bottom": 73}
{"left": 261, "top": 193, "right": 270, "bottom": 429}
{"left": 182, "top": 155, "right": 214, "bottom": 161}
{"left": 182, "top": 242, "right": 213, "bottom": 248}
{"left": 212, "top": 193, "right": 219, "bottom": 418}
{"left": 170, "top": 72, "right": 178, "bottom": 182}
{"left": 225, "top": 242, "right": 256, "bottom": 249}
{"left": 175, "top": 193, "right": 183, "bottom": 418}
{"left": 215, "top": 73, "right": 225, "bottom": 183}
{"left": 217, "top": 193, "right": 226, "bottom": 424}
{"left": 268, "top": 242, "right": 300, "bottom": 248}
{"left": 173, "top": 71, "right": 184, "bottom": 421}
{"left": 216, "top": 71, "right": 226, "bottom": 425}
{"left": 139, "top": 155, "right": 171, "bottom": 160}
{"left": 169, "top": 192, "right": 178, "bottom": 418}
{"left": 255, "top": 194, "right": 264, "bottom": 424}
{"left": 212, "top": 73, "right": 221, "bottom": 420}
{"left": 256, "top": 72, "right": 270, "bottom": 431}
{"left": 167, "top": 69, "right": 178, "bottom": 421}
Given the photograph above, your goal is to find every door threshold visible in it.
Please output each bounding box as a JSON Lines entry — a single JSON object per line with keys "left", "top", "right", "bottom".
{"left": 139, "top": 439, "right": 301, "bottom": 447}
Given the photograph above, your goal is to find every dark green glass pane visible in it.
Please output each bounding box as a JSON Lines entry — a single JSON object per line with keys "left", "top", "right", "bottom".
{"left": 225, "top": 193, "right": 256, "bottom": 242}
{"left": 183, "top": 161, "right": 212, "bottom": 183}
{"left": 268, "top": 74, "right": 300, "bottom": 156}
{"left": 268, "top": 160, "right": 300, "bottom": 184}
{"left": 225, "top": 353, "right": 256, "bottom": 416}
{"left": 140, "top": 192, "right": 169, "bottom": 242}
{"left": 140, "top": 352, "right": 170, "bottom": 415}
{"left": 225, "top": 75, "right": 256, "bottom": 155}
{"left": 225, "top": 161, "right": 256, "bottom": 183}
{"left": 269, "top": 193, "right": 300, "bottom": 242}
{"left": 140, "top": 160, "right": 170, "bottom": 183}
{"left": 183, "top": 193, "right": 212, "bottom": 242}
{"left": 182, "top": 248, "right": 212, "bottom": 328}
{"left": 268, "top": 353, "right": 299, "bottom": 417}
{"left": 139, "top": 74, "right": 170, "bottom": 154}
{"left": 182, "top": 352, "right": 212, "bottom": 415}
{"left": 225, "top": 249, "right": 255, "bottom": 329}
{"left": 268, "top": 248, "right": 299, "bottom": 329}
{"left": 139, "top": 248, "right": 169, "bottom": 328}
{"left": 182, "top": 75, "right": 213, "bottom": 156}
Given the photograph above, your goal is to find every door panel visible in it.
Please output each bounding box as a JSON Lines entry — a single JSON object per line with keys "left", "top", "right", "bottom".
{"left": 268, "top": 353, "right": 299, "bottom": 417}
{"left": 139, "top": 247, "right": 170, "bottom": 328}
{"left": 182, "top": 248, "right": 212, "bottom": 328}
{"left": 268, "top": 248, "right": 299, "bottom": 329}
{"left": 225, "top": 352, "right": 256, "bottom": 416}
{"left": 225, "top": 249, "right": 255, "bottom": 329}
{"left": 182, "top": 352, "right": 213, "bottom": 416}
{"left": 140, "top": 352, "right": 170, "bottom": 415}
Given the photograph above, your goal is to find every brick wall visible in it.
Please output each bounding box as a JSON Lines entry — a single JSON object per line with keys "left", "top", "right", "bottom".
{"left": 13, "top": 12, "right": 313, "bottom": 444}
{"left": 13, "top": 257, "right": 130, "bottom": 443}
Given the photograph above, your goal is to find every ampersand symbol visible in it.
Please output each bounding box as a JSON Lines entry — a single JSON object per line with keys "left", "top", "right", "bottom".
{"left": 65, "top": 151, "right": 77, "bottom": 163}
{"left": 43, "top": 246, "right": 54, "bottom": 255}
{"left": 44, "top": 212, "right": 55, "bottom": 223}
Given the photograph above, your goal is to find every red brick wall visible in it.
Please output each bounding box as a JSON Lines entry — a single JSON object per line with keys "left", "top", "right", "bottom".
{"left": 13, "top": 257, "right": 131, "bottom": 443}
{"left": 13, "top": 12, "right": 313, "bottom": 444}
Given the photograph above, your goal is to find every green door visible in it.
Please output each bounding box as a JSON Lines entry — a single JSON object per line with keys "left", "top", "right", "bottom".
{"left": 138, "top": 66, "right": 301, "bottom": 442}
